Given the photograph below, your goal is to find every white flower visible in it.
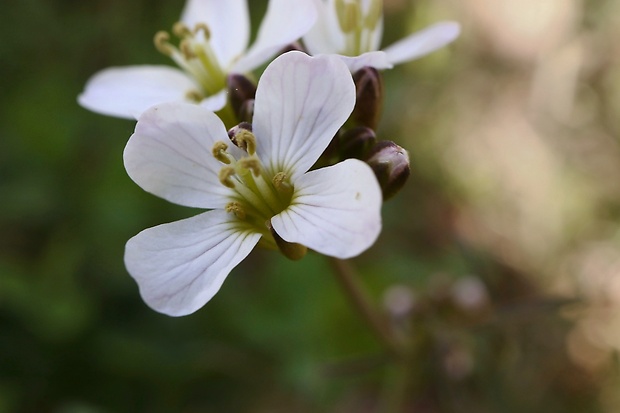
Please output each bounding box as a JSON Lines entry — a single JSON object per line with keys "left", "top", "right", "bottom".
{"left": 78, "top": 0, "right": 317, "bottom": 120}
{"left": 123, "top": 52, "right": 383, "bottom": 316}
{"left": 303, "top": 0, "right": 461, "bottom": 72}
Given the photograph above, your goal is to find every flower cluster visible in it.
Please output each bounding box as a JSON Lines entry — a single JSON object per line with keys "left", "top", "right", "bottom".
{"left": 79, "top": 0, "right": 460, "bottom": 316}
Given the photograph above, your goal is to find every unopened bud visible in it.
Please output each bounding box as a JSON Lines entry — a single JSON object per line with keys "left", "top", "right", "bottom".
{"left": 227, "top": 122, "right": 252, "bottom": 139}
{"left": 269, "top": 223, "right": 307, "bottom": 261}
{"left": 339, "top": 126, "right": 377, "bottom": 160}
{"left": 383, "top": 285, "right": 416, "bottom": 319}
{"left": 450, "top": 276, "right": 489, "bottom": 313}
{"left": 365, "top": 141, "right": 410, "bottom": 200}
{"left": 238, "top": 99, "right": 255, "bottom": 123}
{"left": 353, "top": 66, "right": 384, "bottom": 130}
{"left": 227, "top": 74, "right": 256, "bottom": 120}
{"left": 228, "top": 122, "right": 255, "bottom": 154}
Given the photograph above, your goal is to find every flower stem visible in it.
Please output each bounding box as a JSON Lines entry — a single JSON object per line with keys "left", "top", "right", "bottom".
{"left": 216, "top": 100, "right": 238, "bottom": 130}
{"left": 329, "top": 257, "right": 403, "bottom": 358}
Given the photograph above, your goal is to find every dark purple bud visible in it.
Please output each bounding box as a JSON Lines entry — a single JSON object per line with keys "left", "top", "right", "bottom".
{"left": 339, "top": 126, "right": 377, "bottom": 160}
{"left": 227, "top": 74, "right": 256, "bottom": 119}
{"left": 238, "top": 99, "right": 255, "bottom": 123}
{"left": 353, "top": 66, "right": 384, "bottom": 130}
{"left": 227, "top": 122, "right": 252, "bottom": 140}
{"left": 227, "top": 122, "right": 254, "bottom": 152}
{"left": 366, "top": 141, "right": 410, "bottom": 200}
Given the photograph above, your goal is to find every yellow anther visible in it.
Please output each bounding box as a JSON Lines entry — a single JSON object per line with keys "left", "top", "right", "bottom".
{"left": 273, "top": 172, "right": 293, "bottom": 196}
{"left": 185, "top": 90, "right": 204, "bottom": 102}
{"left": 194, "top": 23, "right": 212, "bottom": 40}
{"left": 172, "top": 22, "right": 192, "bottom": 38}
{"left": 225, "top": 202, "right": 246, "bottom": 220}
{"left": 232, "top": 129, "right": 257, "bottom": 155}
{"left": 180, "top": 39, "right": 196, "bottom": 60}
{"left": 238, "top": 158, "right": 261, "bottom": 177}
{"left": 154, "top": 31, "right": 173, "bottom": 55}
{"left": 212, "top": 141, "right": 232, "bottom": 164}
{"left": 218, "top": 166, "right": 237, "bottom": 188}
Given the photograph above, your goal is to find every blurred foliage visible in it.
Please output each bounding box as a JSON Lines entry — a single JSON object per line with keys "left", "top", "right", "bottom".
{"left": 1, "top": 0, "right": 619, "bottom": 412}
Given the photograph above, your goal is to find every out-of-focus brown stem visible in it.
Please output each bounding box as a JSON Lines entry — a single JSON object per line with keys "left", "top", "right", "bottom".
{"left": 329, "top": 257, "right": 403, "bottom": 359}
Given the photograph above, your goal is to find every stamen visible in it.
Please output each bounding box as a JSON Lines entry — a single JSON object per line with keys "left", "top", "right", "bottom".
{"left": 232, "top": 129, "right": 257, "bottom": 155}
{"left": 194, "top": 23, "right": 212, "bottom": 40}
{"left": 273, "top": 172, "right": 293, "bottom": 197}
{"left": 228, "top": 123, "right": 253, "bottom": 143}
{"left": 152, "top": 21, "right": 226, "bottom": 98}
{"left": 219, "top": 166, "right": 237, "bottom": 188}
{"left": 212, "top": 141, "right": 232, "bottom": 164}
{"left": 154, "top": 31, "right": 173, "bottom": 55}
{"left": 225, "top": 202, "right": 246, "bottom": 220}
{"left": 364, "top": 0, "right": 382, "bottom": 30}
{"left": 180, "top": 39, "right": 196, "bottom": 60}
{"left": 172, "top": 22, "right": 192, "bottom": 38}
{"left": 238, "top": 158, "right": 261, "bottom": 177}
{"left": 335, "top": 0, "right": 361, "bottom": 33}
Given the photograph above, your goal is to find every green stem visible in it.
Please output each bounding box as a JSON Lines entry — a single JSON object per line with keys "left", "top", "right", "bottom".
{"left": 380, "top": 360, "right": 413, "bottom": 413}
{"left": 216, "top": 99, "right": 238, "bottom": 130}
{"left": 329, "top": 257, "right": 403, "bottom": 359}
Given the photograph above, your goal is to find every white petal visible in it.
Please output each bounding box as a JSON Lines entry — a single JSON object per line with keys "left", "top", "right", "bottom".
{"left": 78, "top": 66, "right": 199, "bottom": 119}
{"left": 271, "top": 159, "right": 382, "bottom": 259}
{"left": 253, "top": 51, "right": 355, "bottom": 179}
{"left": 125, "top": 210, "right": 261, "bottom": 316}
{"left": 337, "top": 51, "right": 393, "bottom": 72}
{"left": 303, "top": 0, "right": 346, "bottom": 55}
{"left": 382, "top": 21, "right": 461, "bottom": 66}
{"left": 233, "top": 0, "right": 318, "bottom": 73}
{"left": 180, "top": 0, "right": 250, "bottom": 69}
{"left": 199, "top": 89, "right": 227, "bottom": 111}
{"left": 124, "top": 102, "right": 243, "bottom": 209}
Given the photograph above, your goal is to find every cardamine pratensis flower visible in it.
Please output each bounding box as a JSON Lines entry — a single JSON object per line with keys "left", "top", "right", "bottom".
{"left": 303, "top": 0, "right": 460, "bottom": 72}
{"left": 123, "top": 52, "right": 382, "bottom": 316}
{"left": 78, "top": 0, "right": 317, "bottom": 122}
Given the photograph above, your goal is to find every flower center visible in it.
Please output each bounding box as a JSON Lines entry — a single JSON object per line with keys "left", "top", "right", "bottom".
{"left": 212, "top": 128, "right": 294, "bottom": 241}
{"left": 334, "top": 0, "right": 382, "bottom": 56}
{"left": 154, "top": 22, "right": 227, "bottom": 98}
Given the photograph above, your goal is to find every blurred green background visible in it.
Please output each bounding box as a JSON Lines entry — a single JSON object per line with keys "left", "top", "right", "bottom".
{"left": 2, "top": 0, "right": 620, "bottom": 412}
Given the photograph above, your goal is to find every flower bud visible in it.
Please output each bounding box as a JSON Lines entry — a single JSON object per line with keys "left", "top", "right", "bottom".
{"left": 228, "top": 121, "right": 252, "bottom": 139}
{"left": 227, "top": 74, "right": 256, "bottom": 120}
{"left": 383, "top": 284, "right": 416, "bottom": 320}
{"left": 228, "top": 122, "right": 256, "bottom": 153}
{"left": 339, "top": 126, "right": 377, "bottom": 160}
{"left": 238, "top": 99, "right": 255, "bottom": 123}
{"left": 365, "top": 141, "right": 410, "bottom": 200}
{"left": 450, "top": 276, "right": 489, "bottom": 313}
{"left": 353, "top": 66, "right": 384, "bottom": 130}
